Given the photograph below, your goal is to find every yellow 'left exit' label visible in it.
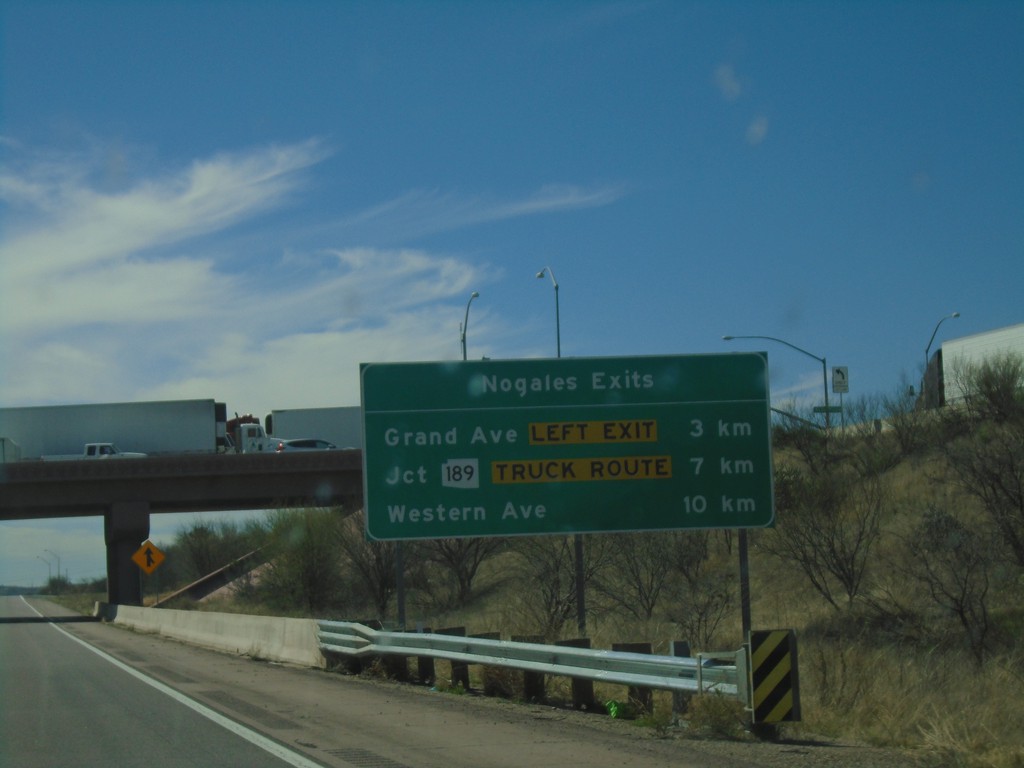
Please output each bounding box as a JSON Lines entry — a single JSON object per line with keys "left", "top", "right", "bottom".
{"left": 528, "top": 419, "right": 658, "bottom": 445}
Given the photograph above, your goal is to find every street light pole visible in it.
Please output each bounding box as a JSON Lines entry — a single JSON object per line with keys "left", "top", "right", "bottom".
{"left": 924, "top": 312, "right": 960, "bottom": 408}
{"left": 722, "top": 334, "right": 829, "bottom": 640}
{"left": 723, "top": 334, "right": 830, "bottom": 430}
{"left": 37, "top": 556, "right": 52, "bottom": 583}
{"left": 536, "top": 267, "right": 560, "bottom": 358}
{"left": 536, "top": 266, "right": 583, "bottom": 634}
{"left": 460, "top": 291, "right": 480, "bottom": 361}
{"left": 44, "top": 549, "right": 61, "bottom": 583}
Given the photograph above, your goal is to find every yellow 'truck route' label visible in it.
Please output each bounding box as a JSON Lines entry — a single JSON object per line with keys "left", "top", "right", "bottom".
{"left": 528, "top": 419, "right": 658, "bottom": 445}
{"left": 492, "top": 455, "right": 672, "bottom": 483}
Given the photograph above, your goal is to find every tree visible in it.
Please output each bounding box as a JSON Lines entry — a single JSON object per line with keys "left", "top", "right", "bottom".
{"left": 336, "top": 509, "right": 399, "bottom": 619}
{"left": 592, "top": 532, "right": 675, "bottom": 620}
{"left": 772, "top": 410, "right": 831, "bottom": 475}
{"left": 880, "top": 376, "right": 927, "bottom": 456}
{"left": 897, "top": 506, "right": 994, "bottom": 663}
{"left": 420, "top": 537, "right": 506, "bottom": 608}
{"left": 663, "top": 530, "right": 734, "bottom": 648}
{"left": 765, "top": 464, "right": 884, "bottom": 610}
{"left": 508, "top": 536, "right": 585, "bottom": 639}
{"left": 939, "top": 353, "right": 1024, "bottom": 567}
{"left": 943, "top": 424, "right": 1024, "bottom": 567}
{"left": 179, "top": 520, "right": 256, "bottom": 578}
{"left": 956, "top": 352, "right": 1024, "bottom": 423}
{"left": 170, "top": 521, "right": 218, "bottom": 581}
{"left": 260, "top": 508, "right": 346, "bottom": 614}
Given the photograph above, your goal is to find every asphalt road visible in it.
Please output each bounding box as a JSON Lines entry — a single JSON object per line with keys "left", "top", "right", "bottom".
{"left": 0, "top": 597, "right": 916, "bottom": 768}
{"left": 0, "top": 596, "right": 325, "bottom": 768}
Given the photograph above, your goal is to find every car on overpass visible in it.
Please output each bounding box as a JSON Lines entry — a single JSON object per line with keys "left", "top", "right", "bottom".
{"left": 274, "top": 438, "right": 337, "bottom": 452}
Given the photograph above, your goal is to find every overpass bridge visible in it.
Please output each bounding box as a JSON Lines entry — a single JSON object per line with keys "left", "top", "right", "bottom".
{"left": 0, "top": 451, "right": 364, "bottom": 604}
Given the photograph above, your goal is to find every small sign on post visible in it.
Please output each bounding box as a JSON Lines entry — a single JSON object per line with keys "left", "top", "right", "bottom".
{"left": 131, "top": 540, "right": 165, "bottom": 575}
{"left": 812, "top": 406, "right": 843, "bottom": 414}
{"left": 832, "top": 366, "right": 849, "bottom": 394}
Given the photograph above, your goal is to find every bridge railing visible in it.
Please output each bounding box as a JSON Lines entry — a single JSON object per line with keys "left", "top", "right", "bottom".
{"left": 316, "top": 620, "right": 748, "bottom": 701}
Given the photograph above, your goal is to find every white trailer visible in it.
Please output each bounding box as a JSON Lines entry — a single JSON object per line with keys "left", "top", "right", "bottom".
{"left": 0, "top": 437, "right": 22, "bottom": 463}
{"left": 0, "top": 399, "right": 228, "bottom": 459}
{"left": 941, "top": 323, "right": 1024, "bottom": 404}
{"left": 265, "top": 406, "right": 363, "bottom": 449}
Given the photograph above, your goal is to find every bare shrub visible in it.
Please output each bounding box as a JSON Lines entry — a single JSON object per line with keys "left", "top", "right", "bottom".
{"left": 938, "top": 353, "right": 1024, "bottom": 568}
{"left": 896, "top": 506, "right": 994, "bottom": 663}
{"left": 764, "top": 465, "right": 885, "bottom": 609}
{"left": 336, "top": 509, "right": 399, "bottom": 619}
{"left": 645, "top": 531, "right": 732, "bottom": 648}
{"left": 881, "top": 377, "right": 928, "bottom": 456}
{"left": 591, "top": 532, "right": 676, "bottom": 620}
{"left": 260, "top": 507, "right": 347, "bottom": 614}
{"left": 684, "top": 693, "right": 748, "bottom": 739}
{"left": 418, "top": 537, "right": 507, "bottom": 610}
{"left": 772, "top": 410, "right": 830, "bottom": 474}
{"left": 666, "top": 570, "right": 733, "bottom": 650}
{"left": 506, "top": 536, "right": 581, "bottom": 639}
{"left": 955, "top": 352, "right": 1024, "bottom": 423}
{"left": 942, "top": 425, "right": 1024, "bottom": 568}
{"left": 164, "top": 517, "right": 265, "bottom": 587}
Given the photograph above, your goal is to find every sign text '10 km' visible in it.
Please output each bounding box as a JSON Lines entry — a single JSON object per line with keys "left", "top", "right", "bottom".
{"left": 360, "top": 354, "right": 774, "bottom": 540}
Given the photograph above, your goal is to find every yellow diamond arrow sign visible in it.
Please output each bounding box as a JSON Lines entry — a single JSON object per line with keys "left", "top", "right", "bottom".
{"left": 132, "top": 540, "right": 165, "bottom": 575}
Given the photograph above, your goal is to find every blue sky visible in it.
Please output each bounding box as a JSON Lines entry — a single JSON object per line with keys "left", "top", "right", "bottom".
{"left": 1, "top": 1, "right": 1021, "bottom": 586}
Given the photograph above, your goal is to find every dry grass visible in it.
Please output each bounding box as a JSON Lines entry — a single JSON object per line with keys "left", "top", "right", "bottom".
{"left": 793, "top": 640, "right": 1024, "bottom": 766}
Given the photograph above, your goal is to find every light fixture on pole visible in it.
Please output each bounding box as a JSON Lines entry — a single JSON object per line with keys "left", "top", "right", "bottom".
{"left": 924, "top": 311, "right": 960, "bottom": 407}
{"left": 723, "top": 334, "right": 831, "bottom": 430}
{"left": 45, "top": 549, "right": 61, "bottom": 583}
{"left": 536, "top": 267, "right": 560, "bottom": 359}
{"left": 460, "top": 291, "right": 480, "bottom": 361}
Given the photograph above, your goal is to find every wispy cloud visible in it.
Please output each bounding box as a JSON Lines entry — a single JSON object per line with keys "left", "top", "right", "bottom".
{"left": 746, "top": 115, "right": 769, "bottom": 146}
{"left": 531, "top": 2, "right": 657, "bottom": 45}
{"left": 336, "top": 183, "right": 625, "bottom": 242}
{"left": 0, "top": 140, "right": 328, "bottom": 362}
{"left": 714, "top": 64, "right": 742, "bottom": 102}
{"left": 0, "top": 139, "right": 590, "bottom": 413}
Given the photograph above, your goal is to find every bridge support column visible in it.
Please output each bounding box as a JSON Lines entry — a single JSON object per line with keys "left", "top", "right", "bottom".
{"left": 105, "top": 502, "right": 150, "bottom": 606}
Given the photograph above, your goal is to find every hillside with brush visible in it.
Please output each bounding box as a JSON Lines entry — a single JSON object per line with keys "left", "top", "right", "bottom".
{"left": 107, "top": 354, "right": 1023, "bottom": 767}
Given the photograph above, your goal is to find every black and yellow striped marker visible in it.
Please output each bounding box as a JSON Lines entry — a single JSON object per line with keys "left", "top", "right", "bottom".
{"left": 749, "top": 629, "right": 801, "bottom": 723}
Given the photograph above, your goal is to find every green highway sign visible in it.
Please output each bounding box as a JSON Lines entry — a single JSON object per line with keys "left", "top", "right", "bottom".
{"left": 812, "top": 406, "right": 843, "bottom": 414}
{"left": 360, "top": 353, "right": 774, "bottom": 540}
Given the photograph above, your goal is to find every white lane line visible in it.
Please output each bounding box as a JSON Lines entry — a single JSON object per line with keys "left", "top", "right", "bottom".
{"left": 19, "top": 597, "right": 325, "bottom": 768}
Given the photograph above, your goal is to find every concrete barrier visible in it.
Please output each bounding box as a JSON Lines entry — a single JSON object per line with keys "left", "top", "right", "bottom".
{"left": 95, "top": 603, "right": 324, "bottom": 669}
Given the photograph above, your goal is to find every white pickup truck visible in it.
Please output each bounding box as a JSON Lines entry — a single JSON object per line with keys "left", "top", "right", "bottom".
{"left": 40, "top": 443, "right": 148, "bottom": 461}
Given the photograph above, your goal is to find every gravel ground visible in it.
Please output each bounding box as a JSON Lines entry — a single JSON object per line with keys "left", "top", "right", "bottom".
{"left": 624, "top": 729, "right": 924, "bottom": 768}
{"left": 357, "top": 676, "right": 929, "bottom": 768}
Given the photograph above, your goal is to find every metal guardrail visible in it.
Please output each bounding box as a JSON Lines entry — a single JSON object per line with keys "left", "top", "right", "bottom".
{"left": 316, "top": 620, "right": 747, "bottom": 700}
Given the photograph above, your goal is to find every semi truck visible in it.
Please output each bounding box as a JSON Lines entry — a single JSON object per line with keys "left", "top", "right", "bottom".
{"left": 0, "top": 399, "right": 298, "bottom": 461}
{"left": 0, "top": 399, "right": 230, "bottom": 460}
{"left": 265, "top": 406, "right": 362, "bottom": 449}
{"left": 225, "top": 413, "right": 283, "bottom": 453}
